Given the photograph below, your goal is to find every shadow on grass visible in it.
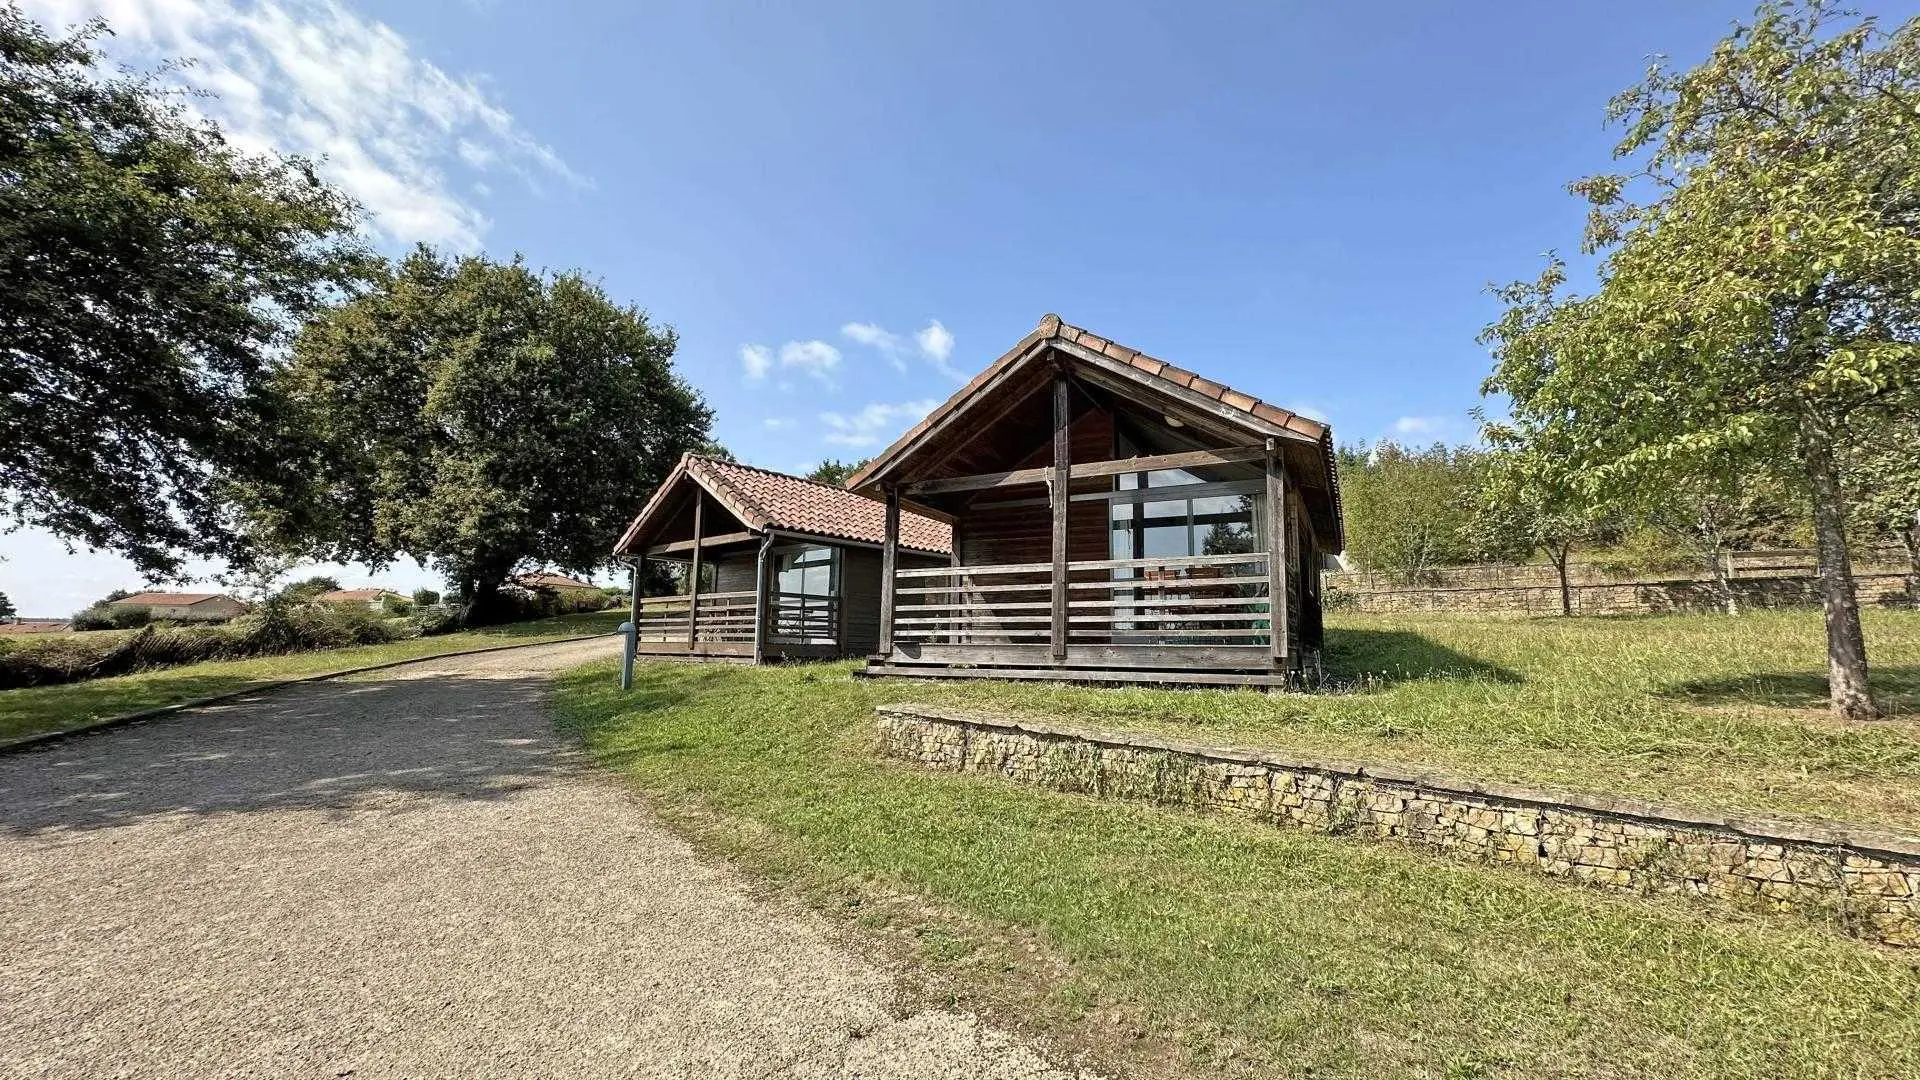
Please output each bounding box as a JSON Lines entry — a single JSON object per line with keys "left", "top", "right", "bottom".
{"left": 1662, "top": 666, "right": 1920, "bottom": 714}
{"left": 1321, "top": 628, "right": 1522, "bottom": 688}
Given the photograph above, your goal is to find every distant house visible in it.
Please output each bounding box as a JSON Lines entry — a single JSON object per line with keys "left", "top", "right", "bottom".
{"left": 511, "top": 571, "right": 603, "bottom": 594}
{"left": 112, "top": 592, "right": 248, "bottom": 623}
{"left": 318, "top": 588, "right": 406, "bottom": 611}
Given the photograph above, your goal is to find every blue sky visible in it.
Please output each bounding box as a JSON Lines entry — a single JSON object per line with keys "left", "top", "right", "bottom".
{"left": 11, "top": 0, "right": 1915, "bottom": 615}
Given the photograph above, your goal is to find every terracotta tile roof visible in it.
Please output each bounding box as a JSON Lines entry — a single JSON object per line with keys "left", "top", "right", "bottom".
{"left": 113, "top": 592, "right": 231, "bottom": 607}
{"left": 318, "top": 589, "right": 401, "bottom": 602}
{"left": 614, "top": 456, "right": 952, "bottom": 556}
{"left": 511, "top": 572, "right": 601, "bottom": 591}
{"left": 847, "top": 314, "right": 1330, "bottom": 495}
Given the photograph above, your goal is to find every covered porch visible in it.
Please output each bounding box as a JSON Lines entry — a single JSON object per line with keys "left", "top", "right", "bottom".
{"left": 853, "top": 315, "right": 1340, "bottom": 688}
{"left": 613, "top": 453, "right": 952, "bottom": 663}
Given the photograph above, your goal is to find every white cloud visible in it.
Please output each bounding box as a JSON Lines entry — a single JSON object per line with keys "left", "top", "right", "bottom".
{"left": 779, "top": 340, "right": 841, "bottom": 381}
{"left": 915, "top": 319, "right": 954, "bottom": 363}
{"left": 818, "top": 399, "right": 940, "bottom": 448}
{"left": 21, "top": 0, "right": 583, "bottom": 251}
{"left": 1393, "top": 416, "right": 1443, "bottom": 435}
{"left": 841, "top": 321, "right": 904, "bottom": 370}
{"left": 1284, "top": 401, "right": 1331, "bottom": 422}
{"left": 739, "top": 339, "right": 840, "bottom": 384}
{"left": 762, "top": 417, "right": 793, "bottom": 430}
{"left": 740, "top": 344, "right": 773, "bottom": 382}
{"left": 840, "top": 318, "right": 962, "bottom": 379}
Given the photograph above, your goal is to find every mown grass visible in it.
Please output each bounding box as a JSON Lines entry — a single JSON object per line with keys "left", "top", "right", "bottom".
{"left": 554, "top": 645, "right": 1920, "bottom": 1079}
{"left": 876, "top": 608, "right": 1920, "bottom": 832}
{"left": 0, "top": 609, "right": 622, "bottom": 744}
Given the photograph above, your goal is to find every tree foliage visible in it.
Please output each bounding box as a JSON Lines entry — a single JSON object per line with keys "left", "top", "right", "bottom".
{"left": 0, "top": 9, "right": 368, "bottom": 577}
{"left": 805, "top": 458, "right": 869, "bottom": 487}
{"left": 1481, "top": 1, "right": 1920, "bottom": 719}
{"left": 1465, "top": 447, "right": 1620, "bottom": 615}
{"left": 248, "top": 248, "right": 714, "bottom": 620}
{"left": 0, "top": 590, "right": 14, "bottom": 621}
{"left": 1336, "top": 442, "right": 1480, "bottom": 580}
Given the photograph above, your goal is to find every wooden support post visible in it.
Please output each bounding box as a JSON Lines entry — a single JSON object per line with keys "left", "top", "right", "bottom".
{"left": 751, "top": 534, "right": 771, "bottom": 665}
{"left": 1050, "top": 373, "right": 1071, "bottom": 664}
{"left": 1265, "top": 438, "right": 1289, "bottom": 668}
{"left": 627, "top": 558, "right": 642, "bottom": 628}
{"left": 687, "top": 492, "right": 704, "bottom": 648}
{"left": 878, "top": 484, "right": 900, "bottom": 657}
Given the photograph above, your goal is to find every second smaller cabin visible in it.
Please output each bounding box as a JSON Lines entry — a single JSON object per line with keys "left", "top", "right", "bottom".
{"left": 612, "top": 455, "right": 952, "bottom": 662}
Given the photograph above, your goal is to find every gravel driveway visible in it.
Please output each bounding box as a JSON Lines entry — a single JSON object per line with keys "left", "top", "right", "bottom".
{"left": 0, "top": 640, "right": 1085, "bottom": 1079}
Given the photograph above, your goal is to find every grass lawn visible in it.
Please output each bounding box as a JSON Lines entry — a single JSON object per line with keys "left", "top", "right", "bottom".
{"left": 0, "top": 609, "right": 621, "bottom": 744}
{"left": 554, "top": 608, "right": 1920, "bottom": 1078}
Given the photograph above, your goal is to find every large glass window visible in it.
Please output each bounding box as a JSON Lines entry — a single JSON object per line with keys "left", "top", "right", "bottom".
{"left": 772, "top": 545, "right": 837, "bottom": 644}
{"left": 776, "top": 545, "right": 835, "bottom": 596}
{"left": 1106, "top": 438, "right": 1267, "bottom": 642}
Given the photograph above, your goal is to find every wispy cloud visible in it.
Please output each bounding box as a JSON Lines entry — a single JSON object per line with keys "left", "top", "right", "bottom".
{"left": 22, "top": 0, "right": 583, "bottom": 251}
{"left": 740, "top": 344, "right": 773, "bottom": 382}
{"left": 818, "top": 399, "right": 940, "bottom": 448}
{"left": 840, "top": 318, "right": 962, "bottom": 380}
{"left": 1393, "top": 415, "right": 1444, "bottom": 436}
{"left": 739, "top": 339, "right": 840, "bottom": 384}
{"left": 762, "top": 417, "right": 793, "bottom": 430}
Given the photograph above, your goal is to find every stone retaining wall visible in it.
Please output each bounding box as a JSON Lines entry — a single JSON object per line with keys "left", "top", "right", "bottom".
{"left": 875, "top": 705, "right": 1920, "bottom": 946}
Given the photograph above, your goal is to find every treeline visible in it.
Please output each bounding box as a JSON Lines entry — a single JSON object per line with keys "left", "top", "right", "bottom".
{"left": 1340, "top": 439, "right": 1918, "bottom": 615}
{"left": 1, "top": 11, "right": 715, "bottom": 625}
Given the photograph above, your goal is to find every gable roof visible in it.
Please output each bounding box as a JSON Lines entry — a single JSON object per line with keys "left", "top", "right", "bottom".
{"left": 318, "top": 589, "right": 401, "bottom": 602}
{"left": 113, "top": 592, "right": 233, "bottom": 607}
{"left": 845, "top": 314, "right": 1343, "bottom": 548}
{"left": 511, "top": 572, "right": 601, "bottom": 591}
{"left": 614, "top": 455, "right": 952, "bottom": 557}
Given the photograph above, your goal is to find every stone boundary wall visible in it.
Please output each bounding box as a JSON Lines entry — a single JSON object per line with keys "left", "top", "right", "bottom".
{"left": 1327, "top": 559, "right": 1914, "bottom": 617}
{"left": 875, "top": 705, "right": 1920, "bottom": 946}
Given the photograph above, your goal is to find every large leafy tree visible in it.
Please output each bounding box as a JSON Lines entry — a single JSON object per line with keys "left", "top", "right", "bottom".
{"left": 1482, "top": 1, "right": 1920, "bottom": 720}
{"left": 251, "top": 248, "right": 713, "bottom": 620}
{"left": 0, "top": 9, "right": 367, "bottom": 577}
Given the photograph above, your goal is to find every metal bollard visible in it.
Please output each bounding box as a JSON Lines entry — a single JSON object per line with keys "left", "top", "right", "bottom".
{"left": 618, "top": 619, "right": 635, "bottom": 690}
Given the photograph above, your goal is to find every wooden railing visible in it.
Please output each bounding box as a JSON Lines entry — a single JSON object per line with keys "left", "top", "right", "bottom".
{"left": 768, "top": 591, "right": 838, "bottom": 643}
{"left": 892, "top": 553, "right": 1272, "bottom": 646}
{"left": 635, "top": 590, "right": 757, "bottom": 644}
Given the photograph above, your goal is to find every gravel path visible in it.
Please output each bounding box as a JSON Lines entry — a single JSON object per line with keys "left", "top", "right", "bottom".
{"left": 0, "top": 640, "right": 1086, "bottom": 1079}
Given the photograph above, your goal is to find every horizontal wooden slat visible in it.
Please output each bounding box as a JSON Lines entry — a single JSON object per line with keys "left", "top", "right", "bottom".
{"left": 895, "top": 561, "right": 1054, "bottom": 579}
{"left": 1069, "top": 552, "right": 1266, "bottom": 572}
{"left": 903, "top": 445, "right": 1267, "bottom": 496}
{"left": 645, "top": 530, "right": 758, "bottom": 555}
{"left": 860, "top": 664, "right": 1290, "bottom": 688}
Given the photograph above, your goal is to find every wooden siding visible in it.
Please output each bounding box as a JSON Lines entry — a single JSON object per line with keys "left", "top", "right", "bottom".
{"left": 956, "top": 406, "right": 1112, "bottom": 568}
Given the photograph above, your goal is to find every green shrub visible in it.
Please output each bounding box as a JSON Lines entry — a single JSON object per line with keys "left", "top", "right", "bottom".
{"left": 408, "top": 605, "right": 460, "bottom": 637}
{"left": 0, "top": 602, "right": 415, "bottom": 690}
{"left": 107, "top": 605, "right": 152, "bottom": 629}
{"left": 68, "top": 604, "right": 116, "bottom": 631}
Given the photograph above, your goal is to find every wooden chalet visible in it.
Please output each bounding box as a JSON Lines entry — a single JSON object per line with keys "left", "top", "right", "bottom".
{"left": 847, "top": 314, "right": 1343, "bottom": 688}
{"left": 613, "top": 454, "right": 951, "bottom": 662}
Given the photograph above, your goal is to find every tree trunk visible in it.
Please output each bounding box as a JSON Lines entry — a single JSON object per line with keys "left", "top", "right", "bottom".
{"left": 1900, "top": 513, "right": 1920, "bottom": 608}
{"left": 1711, "top": 550, "right": 1739, "bottom": 616}
{"left": 1551, "top": 543, "right": 1573, "bottom": 617}
{"left": 1799, "top": 413, "right": 1877, "bottom": 721}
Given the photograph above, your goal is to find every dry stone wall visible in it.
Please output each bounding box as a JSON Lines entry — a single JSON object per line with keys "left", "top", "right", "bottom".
{"left": 875, "top": 705, "right": 1920, "bottom": 947}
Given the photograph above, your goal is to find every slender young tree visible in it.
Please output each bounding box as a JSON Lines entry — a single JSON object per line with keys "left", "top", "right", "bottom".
{"left": 1466, "top": 447, "right": 1618, "bottom": 617}
{"left": 1482, "top": 2, "right": 1920, "bottom": 720}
